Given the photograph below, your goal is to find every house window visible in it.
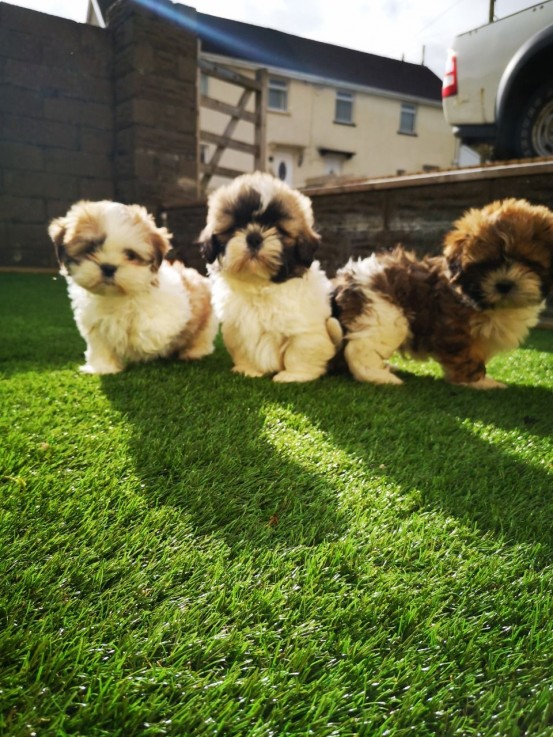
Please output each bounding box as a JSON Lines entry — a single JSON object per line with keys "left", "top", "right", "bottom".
{"left": 200, "top": 72, "right": 209, "bottom": 97}
{"left": 399, "top": 103, "right": 417, "bottom": 134}
{"left": 335, "top": 91, "right": 354, "bottom": 124}
{"left": 268, "top": 78, "right": 288, "bottom": 111}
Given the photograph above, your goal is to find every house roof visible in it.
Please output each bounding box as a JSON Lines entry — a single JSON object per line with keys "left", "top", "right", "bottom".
{"left": 196, "top": 13, "right": 442, "bottom": 102}
{"left": 90, "top": 1, "right": 442, "bottom": 102}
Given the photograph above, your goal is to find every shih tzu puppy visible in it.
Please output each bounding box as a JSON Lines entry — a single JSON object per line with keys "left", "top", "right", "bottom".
{"left": 332, "top": 198, "right": 553, "bottom": 389}
{"left": 49, "top": 200, "right": 218, "bottom": 374}
{"left": 198, "top": 172, "right": 341, "bottom": 382}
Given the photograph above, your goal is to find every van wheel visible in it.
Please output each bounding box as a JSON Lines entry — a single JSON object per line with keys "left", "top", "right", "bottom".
{"left": 516, "top": 81, "right": 553, "bottom": 157}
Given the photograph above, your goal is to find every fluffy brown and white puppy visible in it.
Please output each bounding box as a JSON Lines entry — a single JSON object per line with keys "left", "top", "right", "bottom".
{"left": 198, "top": 172, "right": 341, "bottom": 382}
{"left": 332, "top": 198, "right": 553, "bottom": 389}
{"left": 49, "top": 200, "right": 218, "bottom": 374}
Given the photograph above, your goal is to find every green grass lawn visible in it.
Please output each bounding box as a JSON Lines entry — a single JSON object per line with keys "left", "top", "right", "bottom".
{"left": 2, "top": 273, "right": 553, "bottom": 737}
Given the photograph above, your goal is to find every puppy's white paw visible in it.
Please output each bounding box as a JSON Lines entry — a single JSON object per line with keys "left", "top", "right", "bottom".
{"left": 232, "top": 364, "right": 264, "bottom": 378}
{"left": 80, "top": 363, "right": 123, "bottom": 375}
{"left": 273, "top": 370, "right": 320, "bottom": 383}
{"left": 352, "top": 368, "right": 404, "bottom": 385}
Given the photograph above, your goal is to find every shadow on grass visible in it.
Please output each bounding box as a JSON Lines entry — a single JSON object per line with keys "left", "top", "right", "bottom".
{"left": 101, "top": 349, "right": 350, "bottom": 548}
{"left": 287, "top": 367, "right": 553, "bottom": 556}
{"left": 101, "top": 330, "right": 553, "bottom": 556}
{"left": 0, "top": 274, "right": 83, "bottom": 374}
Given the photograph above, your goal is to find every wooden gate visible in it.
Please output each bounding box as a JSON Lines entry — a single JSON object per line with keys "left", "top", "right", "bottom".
{"left": 199, "top": 58, "right": 268, "bottom": 192}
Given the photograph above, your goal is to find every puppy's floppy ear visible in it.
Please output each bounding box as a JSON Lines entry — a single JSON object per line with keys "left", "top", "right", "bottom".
{"left": 294, "top": 230, "right": 321, "bottom": 267}
{"left": 533, "top": 205, "right": 553, "bottom": 281}
{"left": 197, "top": 227, "right": 222, "bottom": 264}
{"left": 443, "top": 228, "right": 472, "bottom": 283}
{"left": 149, "top": 227, "right": 171, "bottom": 269}
{"left": 48, "top": 216, "right": 68, "bottom": 265}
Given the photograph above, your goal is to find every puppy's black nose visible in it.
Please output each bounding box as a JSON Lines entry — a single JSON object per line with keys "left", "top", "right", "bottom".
{"left": 496, "top": 280, "right": 513, "bottom": 294}
{"left": 246, "top": 231, "right": 263, "bottom": 251}
{"left": 100, "top": 263, "right": 117, "bottom": 278}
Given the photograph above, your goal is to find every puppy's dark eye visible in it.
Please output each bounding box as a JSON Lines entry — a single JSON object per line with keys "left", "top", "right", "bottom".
{"left": 84, "top": 237, "right": 104, "bottom": 255}
{"left": 125, "top": 249, "right": 141, "bottom": 261}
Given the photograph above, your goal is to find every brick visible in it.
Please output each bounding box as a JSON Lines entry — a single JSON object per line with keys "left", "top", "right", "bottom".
{"left": 152, "top": 47, "right": 179, "bottom": 76}
{"left": 178, "top": 51, "right": 199, "bottom": 82}
{"left": 134, "top": 127, "right": 196, "bottom": 154}
{"left": 43, "top": 98, "right": 113, "bottom": 130}
{"left": 134, "top": 152, "right": 156, "bottom": 179}
{"left": 115, "top": 72, "right": 195, "bottom": 108}
{"left": 114, "top": 178, "right": 139, "bottom": 204}
{"left": 38, "top": 26, "right": 112, "bottom": 80}
{"left": 44, "top": 149, "right": 113, "bottom": 180}
{"left": 5, "top": 58, "right": 78, "bottom": 96}
{"left": 46, "top": 199, "right": 78, "bottom": 221}
{"left": 112, "top": 47, "right": 135, "bottom": 80}
{"left": 0, "top": 141, "right": 43, "bottom": 171}
{"left": 1, "top": 114, "right": 79, "bottom": 150}
{"left": 80, "top": 126, "right": 113, "bottom": 155}
{"left": 4, "top": 58, "right": 113, "bottom": 105}
{"left": 0, "top": 240, "right": 57, "bottom": 269}
{"left": 114, "top": 99, "right": 134, "bottom": 129}
{"left": 79, "top": 179, "right": 115, "bottom": 201}
{"left": 4, "top": 170, "right": 80, "bottom": 200}
{"left": 113, "top": 43, "right": 154, "bottom": 77}
{"left": 0, "top": 84, "right": 43, "bottom": 117}
{"left": 0, "top": 3, "right": 81, "bottom": 41}
{"left": 0, "top": 195, "right": 46, "bottom": 222}
{"left": 0, "top": 27, "right": 42, "bottom": 63}
{"left": 2, "top": 223, "right": 55, "bottom": 267}
{"left": 114, "top": 98, "right": 195, "bottom": 134}
{"left": 78, "top": 27, "right": 113, "bottom": 78}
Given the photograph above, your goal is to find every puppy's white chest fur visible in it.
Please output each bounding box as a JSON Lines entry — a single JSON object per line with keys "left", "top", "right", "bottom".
{"left": 210, "top": 263, "right": 332, "bottom": 374}
{"left": 68, "top": 262, "right": 192, "bottom": 363}
{"left": 472, "top": 302, "right": 544, "bottom": 360}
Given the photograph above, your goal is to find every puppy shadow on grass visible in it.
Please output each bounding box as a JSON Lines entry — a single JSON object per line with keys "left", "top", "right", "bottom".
{"left": 288, "top": 347, "right": 553, "bottom": 557}
{"left": 100, "top": 349, "right": 348, "bottom": 549}
{"left": 101, "top": 331, "right": 553, "bottom": 555}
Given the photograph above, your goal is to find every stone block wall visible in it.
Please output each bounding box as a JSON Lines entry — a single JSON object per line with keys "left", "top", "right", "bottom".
{"left": 306, "top": 167, "right": 553, "bottom": 275}
{"left": 0, "top": 2, "right": 114, "bottom": 268}
{"left": 0, "top": 0, "right": 199, "bottom": 270}
{"left": 109, "top": 0, "right": 199, "bottom": 209}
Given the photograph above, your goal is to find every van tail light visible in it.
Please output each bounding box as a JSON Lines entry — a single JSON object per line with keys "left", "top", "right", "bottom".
{"left": 442, "top": 49, "right": 458, "bottom": 98}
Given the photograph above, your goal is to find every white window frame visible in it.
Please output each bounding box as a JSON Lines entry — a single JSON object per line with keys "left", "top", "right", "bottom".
{"left": 335, "top": 90, "right": 354, "bottom": 124}
{"left": 268, "top": 78, "right": 288, "bottom": 112}
{"left": 399, "top": 102, "right": 417, "bottom": 135}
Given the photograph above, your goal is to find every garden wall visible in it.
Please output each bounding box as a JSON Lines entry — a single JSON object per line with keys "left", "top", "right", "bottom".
{"left": 0, "top": 0, "right": 198, "bottom": 270}
{"left": 164, "top": 160, "right": 553, "bottom": 276}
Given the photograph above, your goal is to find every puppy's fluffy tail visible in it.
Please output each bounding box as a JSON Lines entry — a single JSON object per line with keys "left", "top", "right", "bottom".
{"left": 326, "top": 316, "right": 343, "bottom": 347}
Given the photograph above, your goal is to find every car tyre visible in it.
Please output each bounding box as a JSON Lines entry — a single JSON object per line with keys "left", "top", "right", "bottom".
{"left": 516, "top": 80, "right": 553, "bottom": 157}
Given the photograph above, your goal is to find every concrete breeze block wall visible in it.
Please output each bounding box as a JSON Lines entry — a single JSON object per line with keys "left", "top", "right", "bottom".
{"left": 0, "top": 2, "right": 114, "bottom": 268}
{"left": 0, "top": 0, "right": 199, "bottom": 270}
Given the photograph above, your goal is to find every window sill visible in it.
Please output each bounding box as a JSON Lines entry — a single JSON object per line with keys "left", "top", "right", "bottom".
{"left": 268, "top": 108, "right": 291, "bottom": 115}
{"left": 334, "top": 120, "right": 356, "bottom": 127}
{"left": 397, "top": 130, "right": 418, "bottom": 137}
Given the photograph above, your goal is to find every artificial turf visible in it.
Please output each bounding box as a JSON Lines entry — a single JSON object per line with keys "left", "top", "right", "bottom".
{"left": 1, "top": 273, "right": 553, "bottom": 736}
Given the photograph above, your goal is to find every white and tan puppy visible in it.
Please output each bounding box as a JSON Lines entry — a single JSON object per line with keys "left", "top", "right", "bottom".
{"left": 49, "top": 200, "right": 218, "bottom": 374}
{"left": 198, "top": 172, "right": 341, "bottom": 382}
